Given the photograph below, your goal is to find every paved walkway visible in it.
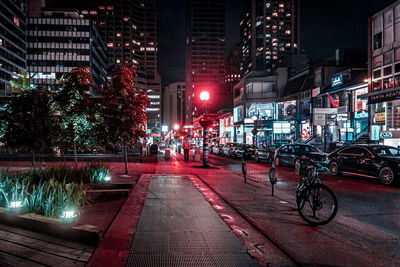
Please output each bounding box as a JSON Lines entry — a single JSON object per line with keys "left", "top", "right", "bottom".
{"left": 126, "top": 175, "right": 259, "bottom": 267}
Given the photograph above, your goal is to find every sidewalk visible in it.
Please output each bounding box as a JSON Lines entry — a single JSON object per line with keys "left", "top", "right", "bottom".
{"left": 126, "top": 175, "right": 259, "bottom": 266}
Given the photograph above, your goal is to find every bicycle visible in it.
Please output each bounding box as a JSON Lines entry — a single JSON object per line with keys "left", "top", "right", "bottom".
{"left": 295, "top": 157, "right": 338, "bottom": 226}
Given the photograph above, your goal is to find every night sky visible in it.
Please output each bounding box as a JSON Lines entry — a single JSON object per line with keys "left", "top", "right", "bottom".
{"left": 158, "top": 0, "right": 397, "bottom": 88}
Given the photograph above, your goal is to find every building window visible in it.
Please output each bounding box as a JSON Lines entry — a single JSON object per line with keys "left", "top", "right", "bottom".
{"left": 384, "top": 66, "right": 392, "bottom": 76}
{"left": 116, "top": 59, "right": 120, "bottom": 63}
{"left": 13, "top": 17, "right": 19, "bottom": 26}
{"left": 0, "top": 39, "right": 2, "bottom": 46}
{"left": 374, "top": 32, "right": 383, "bottom": 50}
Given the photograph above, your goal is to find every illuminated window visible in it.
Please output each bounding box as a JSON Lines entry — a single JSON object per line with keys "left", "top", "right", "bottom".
{"left": 90, "top": 11, "right": 97, "bottom": 15}
{"left": 125, "top": 43, "right": 129, "bottom": 47}
{"left": 13, "top": 17, "right": 19, "bottom": 26}
{"left": 132, "top": 25, "right": 137, "bottom": 30}
{"left": 124, "top": 60, "right": 129, "bottom": 64}
{"left": 116, "top": 33, "right": 121, "bottom": 37}
{"left": 0, "top": 39, "right": 2, "bottom": 46}
{"left": 107, "top": 6, "right": 114, "bottom": 10}
{"left": 286, "top": 13, "right": 291, "bottom": 17}
{"left": 82, "top": 10, "right": 88, "bottom": 14}
{"left": 99, "top": 21, "right": 105, "bottom": 26}
{"left": 106, "top": 43, "right": 114, "bottom": 47}
{"left": 116, "top": 59, "right": 120, "bottom": 63}
{"left": 266, "top": 2, "right": 271, "bottom": 8}
{"left": 272, "top": 12, "right": 278, "bottom": 17}
{"left": 99, "top": 6, "right": 105, "bottom": 9}
{"left": 279, "top": 4, "right": 284, "bottom": 8}
{"left": 286, "top": 30, "right": 291, "bottom": 34}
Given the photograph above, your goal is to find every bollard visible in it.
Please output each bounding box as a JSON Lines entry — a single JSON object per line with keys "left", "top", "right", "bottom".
{"left": 242, "top": 159, "right": 247, "bottom": 183}
{"left": 268, "top": 162, "right": 277, "bottom": 196}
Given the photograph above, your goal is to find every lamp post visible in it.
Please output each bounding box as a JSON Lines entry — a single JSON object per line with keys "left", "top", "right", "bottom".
{"left": 199, "top": 91, "right": 211, "bottom": 167}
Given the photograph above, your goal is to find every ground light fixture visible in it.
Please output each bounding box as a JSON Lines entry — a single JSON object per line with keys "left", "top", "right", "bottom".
{"left": 60, "top": 208, "right": 78, "bottom": 224}
{"left": 8, "top": 200, "right": 23, "bottom": 213}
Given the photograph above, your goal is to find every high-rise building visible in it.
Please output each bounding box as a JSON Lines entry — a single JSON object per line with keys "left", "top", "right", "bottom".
{"left": 185, "top": 0, "right": 226, "bottom": 122}
{"left": 163, "top": 82, "right": 186, "bottom": 130}
{"left": 240, "top": 0, "right": 300, "bottom": 76}
{"left": 0, "top": 0, "right": 27, "bottom": 96}
{"left": 27, "top": 9, "right": 107, "bottom": 90}
{"left": 225, "top": 44, "right": 242, "bottom": 108}
{"left": 46, "top": 0, "right": 161, "bottom": 130}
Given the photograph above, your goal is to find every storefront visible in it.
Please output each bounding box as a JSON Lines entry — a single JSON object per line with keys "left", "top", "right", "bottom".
{"left": 219, "top": 115, "right": 234, "bottom": 144}
{"left": 370, "top": 93, "right": 400, "bottom": 147}
{"left": 272, "top": 120, "right": 296, "bottom": 146}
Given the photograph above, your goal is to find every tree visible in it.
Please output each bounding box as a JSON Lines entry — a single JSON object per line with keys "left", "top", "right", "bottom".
{"left": 52, "top": 67, "right": 99, "bottom": 165}
{"left": 0, "top": 88, "right": 57, "bottom": 165}
{"left": 101, "top": 66, "right": 149, "bottom": 144}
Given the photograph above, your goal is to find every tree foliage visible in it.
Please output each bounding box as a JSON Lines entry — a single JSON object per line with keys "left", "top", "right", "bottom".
{"left": 0, "top": 88, "right": 56, "bottom": 152}
{"left": 10, "top": 70, "right": 31, "bottom": 92}
{"left": 101, "top": 66, "right": 149, "bottom": 144}
{"left": 52, "top": 67, "right": 101, "bottom": 151}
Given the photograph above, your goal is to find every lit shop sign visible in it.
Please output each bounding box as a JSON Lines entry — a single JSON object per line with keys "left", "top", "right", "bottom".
{"left": 331, "top": 75, "right": 343, "bottom": 87}
{"left": 369, "top": 88, "right": 400, "bottom": 104}
{"left": 370, "top": 125, "right": 380, "bottom": 141}
{"left": 161, "top": 125, "right": 168, "bottom": 132}
{"left": 380, "top": 131, "right": 393, "bottom": 138}
{"left": 355, "top": 111, "right": 368, "bottom": 119}
{"left": 244, "top": 118, "right": 254, "bottom": 124}
{"left": 374, "top": 107, "right": 386, "bottom": 125}
{"left": 273, "top": 121, "right": 291, "bottom": 134}
{"left": 336, "top": 113, "right": 349, "bottom": 121}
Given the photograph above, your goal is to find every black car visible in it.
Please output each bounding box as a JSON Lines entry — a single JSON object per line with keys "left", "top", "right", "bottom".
{"left": 233, "top": 144, "right": 257, "bottom": 159}
{"left": 274, "top": 144, "right": 326, "bottom": 172}
{"left": 255, "top": 145, "right": 279, "bottom": 163}
{"left": 327, "top": 145, "right": 400, "bottom": 185}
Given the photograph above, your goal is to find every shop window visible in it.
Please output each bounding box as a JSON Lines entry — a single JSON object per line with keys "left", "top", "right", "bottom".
{"left": 384, "top": 66, "right": 392, "bottom": 76}
{"left": 374, "top": 32, "right": 382, "bottom": 50}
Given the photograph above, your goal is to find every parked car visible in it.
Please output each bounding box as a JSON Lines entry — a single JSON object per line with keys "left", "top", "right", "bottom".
{"left": 255, "top": 145, "right": 278, "bottom": 163}
{"left": 223, "top": 143, "right": 239, "bottom": 157}
{"left": 274, "top": 144, "right": 326, "bottom": 173}
{"left": 212, "top": 144, "right": 224, "bottom": 155}
{"left": 327, "top": 144, "right": 400, "bottom": 185}
{"left": 233, "top": 144, "right": 257, "bottom": 159}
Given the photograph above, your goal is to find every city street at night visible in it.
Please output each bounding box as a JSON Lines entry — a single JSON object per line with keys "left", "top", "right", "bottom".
{"left": 3, "top": 0, "right": 400, "bottom": 266}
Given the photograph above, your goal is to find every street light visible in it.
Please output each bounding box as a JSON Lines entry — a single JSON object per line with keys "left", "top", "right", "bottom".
{"left": 200, "top": 91, "right": 210, "bottom": 115}
{"left": 200, "top": 91, "right": 211, "bottom": 168}
{"left": 173, "top": 123, "right": 180, "bottom": 131}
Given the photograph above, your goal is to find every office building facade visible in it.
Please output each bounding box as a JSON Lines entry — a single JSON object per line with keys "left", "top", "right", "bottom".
{"left": 27, "top": 9, "right": 107, "bottom": 90}
{"left": 47, "top": 0, "right": 161, "bottom": 130}
{"left": 0, "top": 0, "right": 27, "bottom": 96}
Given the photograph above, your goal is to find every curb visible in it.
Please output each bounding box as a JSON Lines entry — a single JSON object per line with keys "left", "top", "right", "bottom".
{"left": 86, "top": 174, "right": 151, "bottom": 267}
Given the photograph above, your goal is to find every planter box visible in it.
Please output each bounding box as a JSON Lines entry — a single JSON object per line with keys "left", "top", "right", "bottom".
{"left": 0, "top": 207, "right": 102, "bottom": 246}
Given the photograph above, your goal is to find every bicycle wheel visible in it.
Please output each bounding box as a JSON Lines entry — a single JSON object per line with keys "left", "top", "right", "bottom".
{"left": 297, "top": 183, "right": 338, "bottom": 226}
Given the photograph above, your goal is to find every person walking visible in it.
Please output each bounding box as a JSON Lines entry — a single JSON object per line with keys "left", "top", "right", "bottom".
{"left": 182, "top": 138, "right": 190, "bottom": 161}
